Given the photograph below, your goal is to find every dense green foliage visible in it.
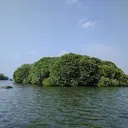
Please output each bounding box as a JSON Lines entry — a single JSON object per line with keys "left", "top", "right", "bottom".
{"left": 98, "top": 77, "right": 119, "bottom": 87}
{"left": 13, "top": 53, "right": 128, "bottom": 87}
{"left": 13, "top": 64, "right": 32, "bottom": 84}
{"left": 0, "top": 73, "right": 8, "bottom": 80}
{"left": 28, "top": 57, "right": 59, "bottom": 85}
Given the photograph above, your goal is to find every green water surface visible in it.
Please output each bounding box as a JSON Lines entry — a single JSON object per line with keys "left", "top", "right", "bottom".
{"left": 0, "top": 81, "right": 128, "bottom": 128}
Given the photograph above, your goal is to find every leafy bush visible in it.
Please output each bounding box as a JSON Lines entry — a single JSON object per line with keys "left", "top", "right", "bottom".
{"left": 13, "top": 64, "right": 31, "bottom": 83}
{"left": 98, "top": 77, "right": 119, "bottom": 87}
{"left": 0, "top": 73, "right": 8, "bottom": 80}
{"left": 43, "top": 76, "right": 57, "bottom": 87}
{"left": 13, "top": 53, "right": 128, "bottom": 87}
{"left": 78, "top": 56, "right": 100, "bottom": 86}
{"left": 28, "top": 57, "right": 58, "bottom": 85}
{"left": 49, "top": 53, "right": 82, "bottom": 86}
{"left": 118, "top": 74, "right": 128, "bottom": 86}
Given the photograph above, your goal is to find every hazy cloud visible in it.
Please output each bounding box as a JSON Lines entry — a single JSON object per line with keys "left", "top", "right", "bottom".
{"left": 79, "top": 18, "right": 87, "bottom": 24}
{"left": 81, "top": 21, "right": 96, "bottom": 28}
{"left": 79, "top": 18, "right": 96, "bottom": 28}
{"left": 76, "top": 43, "right": 125, "bottom": 72}
{"left": 58, "top": 50, "right": 69, "bottom": 56}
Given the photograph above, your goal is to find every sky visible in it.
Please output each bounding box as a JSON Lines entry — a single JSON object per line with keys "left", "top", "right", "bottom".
{"left": 0, "top": 0, "right": 128, "bottom": 77}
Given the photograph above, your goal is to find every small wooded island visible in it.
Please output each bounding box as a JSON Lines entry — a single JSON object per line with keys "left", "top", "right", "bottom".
{"left": 13, "top": 53, "right": 128, "bottom": 87}
{"left": 0, "top": 73, "right": 9, "bottom": 80}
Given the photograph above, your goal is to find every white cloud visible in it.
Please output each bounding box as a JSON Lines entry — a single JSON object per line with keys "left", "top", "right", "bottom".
{"left": 58, "top": 50, "right": 69, "bottom": 56}
{"left": 79, "top": 18, "right": 96, "bottom": 28}
{"left": 81, "top": 21, "right": 96, "bottom": 28}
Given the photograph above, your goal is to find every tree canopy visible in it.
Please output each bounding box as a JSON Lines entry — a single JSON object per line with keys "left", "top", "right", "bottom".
{"left": 13, "top": 53, "right": 128, "bottom": 87}
{"left": 27, "top": 57, "right": 58, "bottom": 85}
{"left": 0, "top": 73, "right": 8, "bottom": 80}
{"left": 13, "top": 64, "right": 32, "bottom": 84}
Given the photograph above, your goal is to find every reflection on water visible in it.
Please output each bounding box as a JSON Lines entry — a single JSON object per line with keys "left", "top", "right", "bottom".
{"left": 0, "top": 81, "right": 128, "bottom": 128}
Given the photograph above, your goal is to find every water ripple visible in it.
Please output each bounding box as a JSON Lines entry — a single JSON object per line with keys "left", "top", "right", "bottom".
{"left": 0, "top": 82, "right": 128, "bottom": 128}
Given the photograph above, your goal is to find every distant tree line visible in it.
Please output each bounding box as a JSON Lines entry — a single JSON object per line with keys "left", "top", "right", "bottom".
{"left": 13, "top": 53, "right": 128, "bottom": 87}
{"left": 0, "top": 73, "right": 9, "bottom": 80}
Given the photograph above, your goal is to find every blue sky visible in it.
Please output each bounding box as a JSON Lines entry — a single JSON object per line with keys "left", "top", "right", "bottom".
{"left": 0, "top": 0, "right": 128, "bottom": 77}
